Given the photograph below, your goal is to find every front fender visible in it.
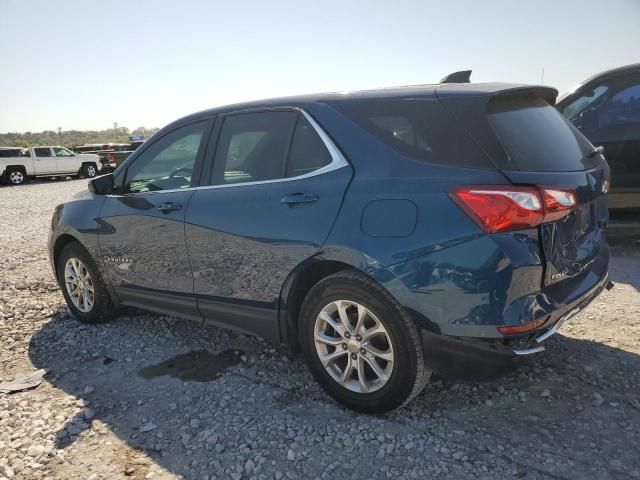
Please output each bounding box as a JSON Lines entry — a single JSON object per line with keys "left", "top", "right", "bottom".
{"left": 49, "top": 192, "right": 116, "bottom": 301}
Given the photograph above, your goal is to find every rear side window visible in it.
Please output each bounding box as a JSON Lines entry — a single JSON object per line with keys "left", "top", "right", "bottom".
{"left": 329, "top": 98, "right": 494, "bottom": 169}
{"left": 487, "top": 97, "right": 595, "bottom": 171}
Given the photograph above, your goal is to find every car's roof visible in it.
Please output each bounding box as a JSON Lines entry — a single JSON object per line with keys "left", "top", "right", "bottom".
{"left": 175, "top": 82, "right": 554, "bottom": 126}
{"left": 557, "top": 63, "right": 640, "bottom": 104}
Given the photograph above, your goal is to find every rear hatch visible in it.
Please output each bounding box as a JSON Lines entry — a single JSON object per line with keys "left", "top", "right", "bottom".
{"left": 438, "top": 86, "right": 610, "bottom": 286}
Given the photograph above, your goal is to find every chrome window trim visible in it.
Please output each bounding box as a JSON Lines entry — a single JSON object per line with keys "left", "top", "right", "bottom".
{"left": 107, "top": 108, "right": 348, "bottom": 198}
{"left": 197, "top": 107, "right": 349, "bottom": 191}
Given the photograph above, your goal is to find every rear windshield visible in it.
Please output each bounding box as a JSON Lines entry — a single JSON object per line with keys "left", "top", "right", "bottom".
{"left": 329, "top": 98, "right": 494, "bottom": 169}
{"left": 487, "top": 97, "right": 596, "bottom": 172}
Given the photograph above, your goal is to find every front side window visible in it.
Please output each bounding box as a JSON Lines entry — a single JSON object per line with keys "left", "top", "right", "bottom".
{"left": 53, "top": 147, "right": 74, "bottom": 157}
{"left": 124, "top": 121, "right": 206, "bottom": 193}
{"left": 212, "top": 111, "right": 296, "bottom": 185}
{"left": 34, "top": 147, "right": 52, "bottom": 157}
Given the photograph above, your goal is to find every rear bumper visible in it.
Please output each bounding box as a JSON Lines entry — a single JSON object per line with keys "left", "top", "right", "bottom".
{"left": 371, "top": 236, "right": 610, "bottom": 373}
{"left": 425, "top": 255, "right": 609, "bottom": 371}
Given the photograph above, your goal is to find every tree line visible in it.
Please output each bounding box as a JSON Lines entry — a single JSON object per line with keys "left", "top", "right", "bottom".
{"left": 0, "top": 126, "right": 159, "bottom": 148}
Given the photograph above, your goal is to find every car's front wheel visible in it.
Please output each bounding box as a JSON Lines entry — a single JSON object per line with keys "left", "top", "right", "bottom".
{"left": 299, "top": 270, "right": 431, "bottom": 413}
{"left": 57, "top": 242, "right": 115, "bottom": 324}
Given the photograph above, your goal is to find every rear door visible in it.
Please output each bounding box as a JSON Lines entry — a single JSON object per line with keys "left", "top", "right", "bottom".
{"left": 185, "top": 108, "right": 352, "bottom": 340}
{"left": 33, "top": 147, "right": 57, "bottom": 174}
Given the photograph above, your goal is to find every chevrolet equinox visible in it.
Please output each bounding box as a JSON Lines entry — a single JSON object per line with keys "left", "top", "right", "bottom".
{"left": 49, "top": 81, "right": 611, "bottom": 413}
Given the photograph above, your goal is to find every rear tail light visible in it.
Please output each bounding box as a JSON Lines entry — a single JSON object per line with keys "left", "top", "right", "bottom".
{"left": 541, "top": 188, "right": 577, "bottom": 222}
{"left": 450, "top": 185, "right": 577, "bottom": 234}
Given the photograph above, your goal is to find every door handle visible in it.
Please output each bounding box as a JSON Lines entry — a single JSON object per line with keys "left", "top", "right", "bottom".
{"left": 280, "top": 193, "right": 319, "bottom": 207}
{"left": 156, "top": 202, "right": 183, "bottom": 213}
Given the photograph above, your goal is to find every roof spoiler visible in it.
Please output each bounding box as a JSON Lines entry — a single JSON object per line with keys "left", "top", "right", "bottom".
{"left": 490, "top": 86, "right": 558, "bottom": 105}
{"left": 440, "top": 70, "right": 472, "bottom": 83}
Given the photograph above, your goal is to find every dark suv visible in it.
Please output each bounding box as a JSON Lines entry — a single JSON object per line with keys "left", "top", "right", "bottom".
{"left": 49, "top": 82, "right": 611, "bottom": 412}
{"left": 557, "top": 63, "right": 640, "bottom": 212}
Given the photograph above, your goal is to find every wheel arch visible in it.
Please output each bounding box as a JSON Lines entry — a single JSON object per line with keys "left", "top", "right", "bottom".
{"left": 52, "top": 232, "right": 120, "bottom": 306}
{"left": 4, "top": 165, "right": 28, "bottom": 183}
{"left": 279, "top": 258, "right": 370, "bottom": 351}
{"left": 52, "top": 234, "right": 84, "bottom": 280}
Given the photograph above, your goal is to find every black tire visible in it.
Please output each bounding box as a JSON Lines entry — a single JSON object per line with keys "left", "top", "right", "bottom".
{"left": 82, "top": 163, "right": 98, "bottom": 178}
{"left": 5, "top": 167, "right": 26, "bottom": 185}
{"left": 299, "top": 269, "right": 431, "bottom": 413}
{"left": 56, "top": 242, "right": 115, "bottom": 324}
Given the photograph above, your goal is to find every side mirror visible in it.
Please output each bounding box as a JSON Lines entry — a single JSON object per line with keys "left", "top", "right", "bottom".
{"left": 88, "top": 173, "right": 114, "bottom": 195}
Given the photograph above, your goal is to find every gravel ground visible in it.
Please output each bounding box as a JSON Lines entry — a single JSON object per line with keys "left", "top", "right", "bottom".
{"left": 0, "top": 178, "right": 639, "bottom": 480}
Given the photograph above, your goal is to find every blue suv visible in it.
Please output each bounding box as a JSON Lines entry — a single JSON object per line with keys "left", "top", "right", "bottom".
{"left": 49, "top": 82, "right": 611, "bottom": 412}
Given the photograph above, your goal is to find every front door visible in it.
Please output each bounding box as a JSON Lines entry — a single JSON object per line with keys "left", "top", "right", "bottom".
{"left": 32, "top": 147, "right": 57, "bottom": 174}
{"left": 98, "top": 119, "right": 211, "bottom": 320}
{"left": 185, "top": 109, "right": 352, "bottom": 340}
{"left": 52, "top": 147, "right": 78, "bottom": 174}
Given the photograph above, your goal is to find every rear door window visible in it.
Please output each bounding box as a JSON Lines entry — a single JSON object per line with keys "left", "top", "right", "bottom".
{"left": 34, "top": 147, "right": 52, "bottom": 157}
{"left": 211, "top": 111, "right": 297, "bottom": 185}
{"left": 487, "top": 97, "right": 595, "bottom": 171}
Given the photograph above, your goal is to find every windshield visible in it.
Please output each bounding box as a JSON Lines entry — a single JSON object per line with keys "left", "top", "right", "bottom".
{"left": 561, "top": 85, "right": 608, "bottom": 121}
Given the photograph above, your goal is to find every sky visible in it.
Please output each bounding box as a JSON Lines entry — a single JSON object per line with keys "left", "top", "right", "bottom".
{"left": 1, "top": 0, "right": 639, "bottom": 133}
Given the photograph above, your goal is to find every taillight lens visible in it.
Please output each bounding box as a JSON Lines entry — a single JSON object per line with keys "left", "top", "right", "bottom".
{"left": 541, "top": 188, "right": 577, "bottom": 222}
{"left": 450, "top": 185, "right": 577, "bottom": 233}
{"left": 449, "top": 186, "right": 543, "bottom": 233}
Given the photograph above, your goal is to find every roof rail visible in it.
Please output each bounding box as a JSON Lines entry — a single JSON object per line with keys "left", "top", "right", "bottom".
{"left": 440, "top": 70, "right": 472, "bottom": 83}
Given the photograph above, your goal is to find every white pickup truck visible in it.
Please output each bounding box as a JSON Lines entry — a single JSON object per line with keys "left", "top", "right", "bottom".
{"left": 0, "top": 146, "right": 101, "bottom": 185}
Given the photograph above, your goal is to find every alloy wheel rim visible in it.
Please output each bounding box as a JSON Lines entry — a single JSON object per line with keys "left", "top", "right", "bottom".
{"left": 64, "top": 258, "right": 94, "bottom": 313}
{"left": 87, "top": 166, "right": 96, "bottom": 177}
{"left": 9, "top": 171, "right": 23, "bottom": 184}
{"left": 314, "top": 300, "right": 394, "bottom": 393}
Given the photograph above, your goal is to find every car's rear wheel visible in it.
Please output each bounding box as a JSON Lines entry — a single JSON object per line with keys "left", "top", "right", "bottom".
{"left": 6, "top": 167, "right": 26, "bottom": 185}
{"left": 82, "top": 163, "right": 97, "bottom": 178}
{"left": 57, "top": 242, "right": 115, "bottom": 324}
{"left": 299, "top": 270, "right": 431, "bottom": 413}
